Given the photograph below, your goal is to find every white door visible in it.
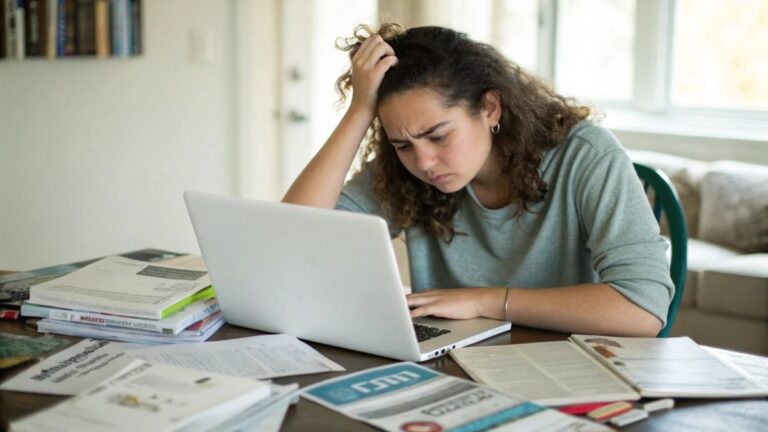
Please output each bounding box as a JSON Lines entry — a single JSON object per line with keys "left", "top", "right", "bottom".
{"left": 278, "top": 0, "right": 378, "bottom": 193}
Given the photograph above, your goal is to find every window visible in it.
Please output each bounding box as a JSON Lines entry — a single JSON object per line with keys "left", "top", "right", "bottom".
{"left": 672, "top": 0, "right": 768, "bottom": 111}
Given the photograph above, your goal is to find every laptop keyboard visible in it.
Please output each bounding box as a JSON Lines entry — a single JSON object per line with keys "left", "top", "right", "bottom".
{"left": 413, "top": 323, "right": 452, "bottom": 342}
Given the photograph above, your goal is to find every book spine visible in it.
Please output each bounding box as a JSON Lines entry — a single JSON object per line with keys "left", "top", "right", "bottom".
{"left": 14, "top": 1, "right": 24, "bottom": 58}
{"left": 55, "top": 0, "right": 63, "bottom": 55}
{"left": 128, "top": 0, "right": 137, "bottom": 54}
{"left": 62, "top": 0, "right": 74, "bottom": 54}
{"left": 93, "top": 0, "right": 106, "bottom": 56}
{"left": 74, "top": 0, "right": 92, "bottom": 54}
{"left": 0, "top": 0, "right": 6, "bottom": 58}
{"left": 24, "top": 0, "right": 45, "bottom": 56}
{"left": 44, "top": 0, "right": 54, "bottom": 56}
{"left": 4, "top": 0, "right": 16, "bottom": 58}
{"left": 109, "top": 0, "right": 126, "bottom": 56}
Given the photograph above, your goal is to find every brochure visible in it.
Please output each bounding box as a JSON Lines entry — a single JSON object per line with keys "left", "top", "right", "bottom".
{"left": 302, "top": 362, "right": 610, "bottom": 432}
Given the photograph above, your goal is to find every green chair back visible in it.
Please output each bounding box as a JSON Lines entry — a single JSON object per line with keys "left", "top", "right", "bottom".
{"left": 633, "top": 163, "right": 688, "bottom": 337}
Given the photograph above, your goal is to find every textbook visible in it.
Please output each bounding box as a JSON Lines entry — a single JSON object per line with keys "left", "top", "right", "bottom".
{"left": 28, "top": 256, "right": 213, "bottom": 320}
{"left": 37, "top": 313, "right": 225, "bottom": 344}
{"left": 0, "top": 248, "right": 185, "bottom": 310}
{"left": 21, "top": 297, "right": 221, "bottom": 335}
{"left": 9, "top": 359, "right": 271, "bottom": 432}
{"left": 451, "top": 335, "right": 768, "bottom": 405}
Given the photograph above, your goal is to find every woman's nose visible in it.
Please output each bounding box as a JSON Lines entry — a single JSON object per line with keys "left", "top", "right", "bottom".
{"left": 415, "top": 146, "right": 436, "bottom": 172}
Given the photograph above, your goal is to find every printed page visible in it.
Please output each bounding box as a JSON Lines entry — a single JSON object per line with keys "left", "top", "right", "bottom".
{"left": 450, "top": 341, "right": 639, "bottom": 406}
{"left": 302, "top": 362, "right": 611, "bottom": 432}
{"left": 10, "top": 360, "right": 271, "bottom": 432}
{"left": 571, "top": 335, "right": 768, "bottom": 398}
{"left": 703, "top": 346, "right": 768, "bottom": 388}
{"left": 0, "top": 339, "right": 141, "bottom": 395}
{"left": 28, "top": 256, "right": 211, "bottom": 319}
{"left": 127, "top": 334, "right": 344, "bottom": 379}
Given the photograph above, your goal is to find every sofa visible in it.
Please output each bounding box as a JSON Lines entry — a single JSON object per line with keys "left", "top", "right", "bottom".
{"left": 392, "top": 150, "right": 768, "bottom": 354}
{"left": 628, "top": 150, "right": 768, "bottom": 354}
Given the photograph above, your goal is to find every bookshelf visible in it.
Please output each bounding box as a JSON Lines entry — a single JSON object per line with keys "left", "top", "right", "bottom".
{"left": 0, "top": 0, "right": 142, "bottom": 60}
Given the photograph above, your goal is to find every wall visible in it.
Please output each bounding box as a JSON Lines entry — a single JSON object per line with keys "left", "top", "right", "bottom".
{"left": 0, "top": 1, "right": 239, "bottom": 270}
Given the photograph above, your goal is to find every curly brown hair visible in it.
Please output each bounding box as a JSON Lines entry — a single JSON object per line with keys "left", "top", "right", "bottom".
{"left": 336, "top": 23, "right": 591, "bottom": 241}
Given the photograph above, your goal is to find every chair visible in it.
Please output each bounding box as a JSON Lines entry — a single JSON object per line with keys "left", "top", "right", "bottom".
{"left": 633, "top": 162, "right": 688, "bottom": 337}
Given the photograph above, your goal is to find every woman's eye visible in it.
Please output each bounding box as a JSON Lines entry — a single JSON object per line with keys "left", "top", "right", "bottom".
{"left": 394, "top": 144, "right": 410, "bottom": 152}
{"left": 429, "top": 135, "right": 446, "bottom": 143}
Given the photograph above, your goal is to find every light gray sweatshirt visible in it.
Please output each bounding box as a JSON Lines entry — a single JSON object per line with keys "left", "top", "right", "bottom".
{"left": 337, "top": 122, "right": 673, "bottom": 325}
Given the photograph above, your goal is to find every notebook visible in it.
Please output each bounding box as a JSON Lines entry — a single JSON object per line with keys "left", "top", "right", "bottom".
{"left": 183, "top": 191, "right": 511, "bottom": 362}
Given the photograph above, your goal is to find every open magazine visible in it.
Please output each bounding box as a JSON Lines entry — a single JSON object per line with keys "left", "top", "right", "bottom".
{"left": 302, "top": 362, "right": 610, "bottom": 432}
{"left": 10, "top": 359, "right": 271, "bottom": 432}
{"left": 451, "top": 335, "right": 768, "bottom": 405}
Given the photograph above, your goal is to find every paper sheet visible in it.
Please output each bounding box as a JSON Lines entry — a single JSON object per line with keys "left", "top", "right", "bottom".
{"left": 0, "top": 339, "right": 141, "bottom": 395}
{"left": 127, "top": 334, "right": 344, "bottom": 379}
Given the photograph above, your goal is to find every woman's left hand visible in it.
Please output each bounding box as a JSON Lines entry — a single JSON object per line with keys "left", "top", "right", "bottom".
{"left": 407, "top": 288, "right": 495, "bottom": 320}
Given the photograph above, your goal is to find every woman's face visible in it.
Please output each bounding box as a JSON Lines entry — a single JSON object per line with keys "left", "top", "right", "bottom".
{"left": 377, "top": 88, "right": 501, "bottom": 194}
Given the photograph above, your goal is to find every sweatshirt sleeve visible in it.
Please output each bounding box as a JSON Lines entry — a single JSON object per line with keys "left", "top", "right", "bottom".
{"left": 572, "top": 128, "right": 674, "bottom": 326}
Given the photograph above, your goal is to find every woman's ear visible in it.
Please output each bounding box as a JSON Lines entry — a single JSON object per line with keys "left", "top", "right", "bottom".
{"left": 481, "top": 90, "right": 502, "bottom": 126}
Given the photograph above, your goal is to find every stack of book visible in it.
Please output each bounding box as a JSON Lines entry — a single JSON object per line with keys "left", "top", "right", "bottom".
{"left": 22, "top": 255, "right": 224, "bottom": 344}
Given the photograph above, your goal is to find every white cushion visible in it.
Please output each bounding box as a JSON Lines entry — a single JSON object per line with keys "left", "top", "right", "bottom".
{"left": 681, "top": 239, "right": 741, "bottom": 306}
{"left": 697, "top": 254, "right": 768, "bottom": 320}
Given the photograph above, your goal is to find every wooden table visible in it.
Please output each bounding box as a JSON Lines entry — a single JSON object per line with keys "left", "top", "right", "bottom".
{"left": 1, "top": 318, "right": 766, "bottom": 432}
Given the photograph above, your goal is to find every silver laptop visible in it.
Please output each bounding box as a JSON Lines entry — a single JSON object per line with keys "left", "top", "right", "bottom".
{"left": 184, "top": 191, "right": 511, "bottom": 362}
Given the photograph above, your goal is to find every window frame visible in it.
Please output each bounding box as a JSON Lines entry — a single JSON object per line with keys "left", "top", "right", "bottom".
{"left": 534, "top": 0, "right": 768, "bottom": 139}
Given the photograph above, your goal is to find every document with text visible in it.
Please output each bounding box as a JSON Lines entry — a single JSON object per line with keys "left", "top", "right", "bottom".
{"left": 10, "top": 360, "right": 271, "bottom": 432}
{"left": 127, "top": 334, "right": 344, "bottom": 379}
{"left": 302, "top": 362, "right": 610, "bottom": 432}
{"left": 571, "top": 334, "right": 768, "bottom": 398}
{"left": 0, "top": 339, "right": 140, "bottom": 395}
{"left": 450, "top": 341, "right": 640, "bottom": 406}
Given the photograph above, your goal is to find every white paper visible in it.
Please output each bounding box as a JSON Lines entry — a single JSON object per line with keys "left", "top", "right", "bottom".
{"left": 10, "top": 360, "right": 271, "bottom": 432}
{"left": 302, "top": 362, "right": 610, "bottom": 432}
{"left": 571, "top": 335, "right": 768, "bottom": 398}
{"left": 205, "top": 383, "right": 299, "bottom": 432}
{"left": 29, "top": 256, "right": 211, "bottom": 319}
{"left": 127, "top": 334, "right": 344, "bottom": 379}
{"left": 450, "top": 341, "right": 639, "bottom": 406}
{"left": 0, "top": 339, "right": 141, "bottom": 395}
{"left": 704, "top": 346, "right": 768, "bottom": 388}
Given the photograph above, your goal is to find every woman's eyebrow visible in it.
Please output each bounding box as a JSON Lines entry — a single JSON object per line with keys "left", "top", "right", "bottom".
{"left": 389, "top": 121, "right": 449, "bottom": 143}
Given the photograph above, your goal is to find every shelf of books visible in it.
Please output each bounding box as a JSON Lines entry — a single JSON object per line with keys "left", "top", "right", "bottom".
{"left": 0, "top": 0, "right": 142, "bottom": 60}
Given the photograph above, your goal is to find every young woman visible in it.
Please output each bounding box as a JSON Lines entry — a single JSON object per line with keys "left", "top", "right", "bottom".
{"left": 283, "top": 24, "right": 672, "bottom": 337}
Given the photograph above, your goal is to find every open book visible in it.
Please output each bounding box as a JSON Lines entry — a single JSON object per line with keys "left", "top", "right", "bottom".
{"left": 450, "top": 335, "right": 768, "bottom": 406}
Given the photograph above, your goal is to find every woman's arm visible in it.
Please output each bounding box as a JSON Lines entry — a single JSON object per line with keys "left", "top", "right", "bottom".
{"left": 407, "top": 285, "right": 663, "bottom": 337}
{"left": 282, "top": 35, "right": 398, "bottom": 208}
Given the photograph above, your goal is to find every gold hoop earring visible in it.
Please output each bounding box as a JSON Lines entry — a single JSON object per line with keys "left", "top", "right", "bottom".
{"left": 491, "top": 123, "right": 500, "bottom": 135}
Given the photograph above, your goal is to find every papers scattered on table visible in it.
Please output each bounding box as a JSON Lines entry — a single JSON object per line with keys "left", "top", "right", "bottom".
{"left": 302, "top": 362, "right": 610, "bottom": 432}
{"left": 127, "top": 334, "right": 344, "bottom": 379}
{"left": 703, "top": 346, "right": 768, "bottom": 388}
{"left": 0, "top": 339, "right": 141, "bottom": 395}
{"left": 9, "top": 359, "right": 272, "bottom": 432}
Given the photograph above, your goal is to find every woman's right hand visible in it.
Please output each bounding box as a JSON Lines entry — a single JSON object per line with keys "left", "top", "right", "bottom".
{"left": 349, "top": 35, "right": 398, "bottom": 116}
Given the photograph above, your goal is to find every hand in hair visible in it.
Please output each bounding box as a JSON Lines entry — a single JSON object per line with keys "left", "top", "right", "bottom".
{"left": 349, "top": 35, "right": 398, "bottom": 116}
